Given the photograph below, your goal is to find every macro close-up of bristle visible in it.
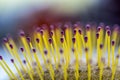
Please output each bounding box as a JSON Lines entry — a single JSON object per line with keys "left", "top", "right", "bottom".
{"left": 0, "top": 23, "right": 120, "bottom": 80}
{"left": 1, "top": 0, "right": 120, "bottom": 80}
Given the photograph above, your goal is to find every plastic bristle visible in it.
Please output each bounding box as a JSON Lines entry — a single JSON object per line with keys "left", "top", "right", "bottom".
{"left": 1, "top": 22, "right": 120, "bottom": 80}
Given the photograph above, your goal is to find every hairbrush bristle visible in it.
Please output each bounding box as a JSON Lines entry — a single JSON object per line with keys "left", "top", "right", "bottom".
{"left": 1, "top": 22, "right": 120, "bottom": 80}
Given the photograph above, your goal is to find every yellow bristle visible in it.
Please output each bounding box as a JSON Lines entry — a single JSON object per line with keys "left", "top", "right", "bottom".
{"left": 74, "top": 28, "right": 82, "bottom": 58}
{"left": 62, "top": 60, "right": 67, "bottom": 80}
{"left": 1, "top": 23, "right": 120, "bottom": 80}
{"left": 35, "top": 37, "right": 46, "bottom": 65}
{"left": 86, "top": 25, "right": 92, "bottom": 59}
{"left": 72, "top": 37, "right": 79, "bottom": 80}
{"left": 0, "top": 61, "right": 12, "bottom": 78}
{"left": 20, "top": 48, "right": 34, "bottom": 74}
{"left": 111, "top": 41, "right": 115, "bottom": 68}
{"left": 9, "top": 44, "right": 26, "bottom": 72}
{"left": 11, "top": 59, "right": 25, "bottom": 80}
{"left": 84, "top": 36, "right": 91, "bottom": 80}
{"left": 46, "top": 60, "right": 55, "bottom": 80}
{"left": 96, "top": 33, "right": 100, "bottom": 67}
{"left": 20, "top": 33, "right": 33, "bottom": 64}
{"left": 107, "top": 30, "right": 111, "bottom": 67}
{"left": 0, "top": 57, "right": 17, "bottom": 79}
{"left": 99, "top": 44, "right": 104, "bottom": 80}
{"left": 33, "top": 49, "right": 44, "bottom": 75}
{"left": 111, "top": 54, "right": 119, "bottom": 80}
{"left": 23, "top": 60, "right": 34, "bottom": 80}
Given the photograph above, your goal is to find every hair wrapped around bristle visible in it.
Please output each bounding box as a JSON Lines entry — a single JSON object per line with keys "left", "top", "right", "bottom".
{"left": 0, "top": 23, "right": 120, "bottom": 80}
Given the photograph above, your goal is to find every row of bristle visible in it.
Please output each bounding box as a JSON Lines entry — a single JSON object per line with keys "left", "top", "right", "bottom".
{"left": 0, "top": 23, "right": 120, "bottom": 80}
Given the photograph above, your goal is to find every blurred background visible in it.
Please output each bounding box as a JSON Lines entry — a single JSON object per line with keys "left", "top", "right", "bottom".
{"left": 0, "top": 0, "right": 120, "bottom": 40}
